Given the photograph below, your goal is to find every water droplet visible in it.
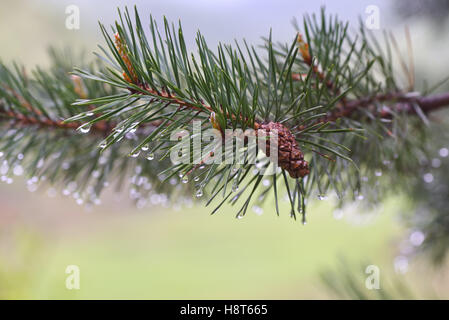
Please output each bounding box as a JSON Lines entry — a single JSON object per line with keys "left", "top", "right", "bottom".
{"left": 439, "top": 147, "right": 449, "bottom": 158}
{"left": 37, "top": 158, "right": 45, "bottom": 168}
{"left": 141, "top": 144, "right": 149, "bottom": 151}
{"left": 178, "top": 151, "right": 183, "bottom": 157}
{"left": 77, "top": 123, "right": 91, "bottom": 134}
{"left": 86, "top": 112, "right": 94, "bottom": 117}
{"left": 196, "top": 189, "right": 203, "bottom": 198}
{"left": 394, "top": 256, "right": 409, "bottom": 274}
{"left": 232, "top": 182, "right": 239, "bottom": 192}
{"left": 252, "top": 205, "right": 263, "bottom": 215}
{"left": 375, "top": 170, "right": 382, "bottom": 177}
{"left": 0, "top": 163, "right": 9, "bottom": 175}
{"left": 128, "top": 122, "right": 139, "bottom": 133}
{"left": 423, "top": 173, "right": 434, "bottom": 183}
{"left": 99, "top": 156, "right": 108, "bottom": 165}
{"left": 317, "top": 194, "right": 327, "bottom": 201}
{"left": 13, "top": 165, "right": 23, "bottom": 176}
{"left": 99, "top": 141, "right": 107, "bottom": 149}
{"left": 410, "top": 230, "right": 425, "bottom": 247}
{"left": 147, "top": 153, "right": 154, "bottom": 161}
{"left": 237, "top": 215, "right": 244, "bottom": 220}
{"left": 194, "top": 176, "right": 200, "bottom": 182}
{"left": 130, "top": 150, "right": 140, "bottom": 158}
{"left": 181, "top": 175, "right": 189, "bottom": 183}
{"left": 17, "top": 153, "right": 24, "bottom": 160}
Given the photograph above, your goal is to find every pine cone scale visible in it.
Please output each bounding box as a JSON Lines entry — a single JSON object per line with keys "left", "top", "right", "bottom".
{"left": 258, "top": 122, "right": 309, "bottom": 178}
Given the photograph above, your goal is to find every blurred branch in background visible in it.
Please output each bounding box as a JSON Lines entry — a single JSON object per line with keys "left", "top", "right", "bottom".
{"left": 320, "top": 258, "right": 439, "bottom": 299}
{"left": 393, "top": 0, "right": 449, "bottom": 24}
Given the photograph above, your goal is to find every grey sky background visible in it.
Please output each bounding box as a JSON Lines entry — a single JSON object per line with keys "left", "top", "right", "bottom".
{"left": 50, "top": 0, "right": 391, "bottom": 47}
{"left": 2, "top": 1, "right": 447, "bottom": 81}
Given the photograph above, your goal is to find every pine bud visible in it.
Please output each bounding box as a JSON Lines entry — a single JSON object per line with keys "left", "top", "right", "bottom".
{"left": 70, "top": 75, "right": 87, "bottom": 99}
{"left": 209, "top": 112, "right": 221, "bottom": 131}
{"left": 114, "top": 33, "right": 138, "bottom": 84}
{"left": 296, "top": 33, "right": 311, "bottom": 65}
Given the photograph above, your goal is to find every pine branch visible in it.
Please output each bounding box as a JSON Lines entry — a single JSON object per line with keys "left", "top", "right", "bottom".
{"left": 316, "top": 92, "right": 449, "bottom": 124}
{"left": 1, "top": 7, "right": 449, "bottom": 221}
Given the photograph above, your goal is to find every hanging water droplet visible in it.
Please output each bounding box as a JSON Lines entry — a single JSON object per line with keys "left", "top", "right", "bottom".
{"left": 252, "top": 205, "right": 263, "bottom": 216}
{"left": 147, "top": 153, "right": 154, "bottom": 161}
{"left": 141, "top": 144, "right": 149, "bottom": 151}
{"left": 181, "top": 175, "right": 189, "bottom": 183}
{"left": 232, "top": 182, "right": 239, "bottom": 192}
{"left": 423, "top": 173, "right": 434, "bottom": 183}
{"left": 128, "top": 122, "right": 139, "bottom": 133}
{"left": 1, "top": 162, "right": 9, "bottom": 175}
{"left": 99, "top": 141, "right": 107, "bottom": 149}
{"left": 77, "top": 123, "right": 91, "bottom": 134}
{"left": 130, "top": 150, "right": 140, "bottom": 158}
{"left": 37, "top": 158, "right": 45, "bottom": 168}
{"left": 13, "top": 165, "right": 23, "bottom": 176}
{"left": 237, "top": 215, "right": 244, "bottom": 220}
{"left": 439, "top": 147, "right": 449, "bottom": 158}
{"left": 178, "top": 151, "right": 183, "bottom": 157}
{"left": 194, "top": 176, "right": 200, "bottom": 182}
{"left": 196, "top": 189, "right": 203, "bottom": 198}
{"left": 317, "top": 194, "right": 327, "bottom": 201}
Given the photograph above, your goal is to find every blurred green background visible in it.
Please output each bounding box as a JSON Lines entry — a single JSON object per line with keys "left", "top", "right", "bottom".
{"left": 1, "top": 0, "right": 449, "bottom": 299}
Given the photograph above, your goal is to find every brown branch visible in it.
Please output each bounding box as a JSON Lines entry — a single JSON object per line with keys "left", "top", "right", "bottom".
{"left": 318, "top": 92, "right": 449, "bottom": 124}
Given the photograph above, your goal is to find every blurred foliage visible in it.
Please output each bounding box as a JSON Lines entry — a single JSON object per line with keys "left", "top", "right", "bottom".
{"left": 394, "top": 0, "right": 449, "bottom": 23}
{"left": 321, "top": 258, "right": 438, "bottom": 299}
{"left": 401, "top": 121, "right": 449, "bottom": 264}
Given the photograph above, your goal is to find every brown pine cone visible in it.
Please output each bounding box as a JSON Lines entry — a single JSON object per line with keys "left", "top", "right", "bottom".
{"left": 257, "top": 122, "right": 309, "bottom": 178}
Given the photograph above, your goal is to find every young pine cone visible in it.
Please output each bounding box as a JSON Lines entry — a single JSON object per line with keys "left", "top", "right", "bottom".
{"left": 257, "top": 122, "right": 309, "bottom": 178}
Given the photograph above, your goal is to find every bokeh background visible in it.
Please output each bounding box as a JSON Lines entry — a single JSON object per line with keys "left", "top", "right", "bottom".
{"left": 1, "top": 0, "right": 449, "bottom": 299}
